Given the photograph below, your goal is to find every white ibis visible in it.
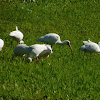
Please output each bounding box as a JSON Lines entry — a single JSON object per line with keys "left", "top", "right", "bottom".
{"left": 0, "top": 39, "right": 4, "bottom": 51}
{"left": 12, "top": 44, "right": 29, "bottom": 60}
{"left": 26, "top": 44, "right": 53, "bottom": 62}
{"left": 79, "top": 40, "right": 100, "bottom": 57}
{"left": 37, "top": 33, "right": 73, "bottom": 53}
{"left": 9, "top": 26, "right": 24, "bottom": 46}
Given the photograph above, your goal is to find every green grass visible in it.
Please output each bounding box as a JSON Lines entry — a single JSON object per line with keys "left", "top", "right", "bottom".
{"left": 0, "top": 0, "right": 100, "bottom": 99}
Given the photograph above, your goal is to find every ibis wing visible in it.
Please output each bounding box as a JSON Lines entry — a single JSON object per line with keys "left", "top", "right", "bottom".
{"left": 37, "top": 33, "right": 59, "bottom": 44}
{"left": 80, "top": 43, "right": 100, "bottom": 52}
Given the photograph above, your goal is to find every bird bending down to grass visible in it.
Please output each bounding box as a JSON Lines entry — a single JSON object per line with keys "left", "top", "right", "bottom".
{"left": 12, "top": 44, "right": 29, "bottom": 60}
{"left": 26, "top": 44, "right": 53, "bottom": 62}
{"left": 9, "top": 26, "right": 24, "bottom": 47}
{"left": 37, "top": 33, "right": 73, "bottom": 53}
{"left": 0, "top": 39, "right": 4, "bottom": 51}
{"left": 79, "top": 40, "right": 100, "bottom": 57}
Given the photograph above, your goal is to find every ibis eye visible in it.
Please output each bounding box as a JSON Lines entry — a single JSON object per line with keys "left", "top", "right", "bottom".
{"left": 67, "top": 41, "right": 70, "bottom": 45}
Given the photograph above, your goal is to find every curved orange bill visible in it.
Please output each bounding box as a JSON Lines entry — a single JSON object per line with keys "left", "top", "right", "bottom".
{"left": 68, "top": 43, "right": 73, "bottom": 53}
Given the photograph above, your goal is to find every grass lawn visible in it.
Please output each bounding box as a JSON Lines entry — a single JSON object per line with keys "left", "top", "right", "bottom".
{"left": 0, "top": 0, "right": 100, "bottom": 99}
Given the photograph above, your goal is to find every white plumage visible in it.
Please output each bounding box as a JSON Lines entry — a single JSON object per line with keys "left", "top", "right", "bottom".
{"left": 26, "top": 44, "right": 53, "bottom": 62}
{"left": 9, "top": 26, "right": 24, "bottom": 46}
{"left": 12, "top": 44, "right": 29, "bottom": 60}
{"left": 0, "top": 39, "right": 4, "bottom": 51}
{"left": 79, "top": 40, "right": 100, "bottom": 56}
{"left": 37, "top": 33, "right": 73, "bottom": 53}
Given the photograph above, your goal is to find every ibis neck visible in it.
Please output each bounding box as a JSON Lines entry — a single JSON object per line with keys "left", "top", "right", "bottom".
{"left": 57, "top": 41, "right": 67, "bottom": 45}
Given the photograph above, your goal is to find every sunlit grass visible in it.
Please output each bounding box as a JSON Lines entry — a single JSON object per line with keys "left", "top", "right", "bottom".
{"left": 0, "top": 0, "right": 100, "bottom": 99}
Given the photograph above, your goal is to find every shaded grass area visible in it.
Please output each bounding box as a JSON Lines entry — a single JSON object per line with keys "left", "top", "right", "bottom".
{"left": 0, "top": 0, "right": 100, "bottom": 99}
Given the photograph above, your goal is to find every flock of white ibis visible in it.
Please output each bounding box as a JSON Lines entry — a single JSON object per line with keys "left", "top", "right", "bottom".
{"left": 0, "top": 26, "right": 100, "bottom": 62}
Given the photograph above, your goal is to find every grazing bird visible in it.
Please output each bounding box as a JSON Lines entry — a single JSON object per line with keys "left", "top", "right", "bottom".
{"left": 37, "top": 33, "right": 73, "bottom": 53}
{"left": 9, "top": 26, "right": 24, "bottom": 46}
{"left": 79, "top": 40, "right": 100, "bottom": 57}
{"left": 0, "top": 39, "right": 4, "bottom": 51}
{"left": 26, "top": 44, "right": 53, "bottom": 62}
{"left": 12, "top": 44, "right": 29, "bottom": 60}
